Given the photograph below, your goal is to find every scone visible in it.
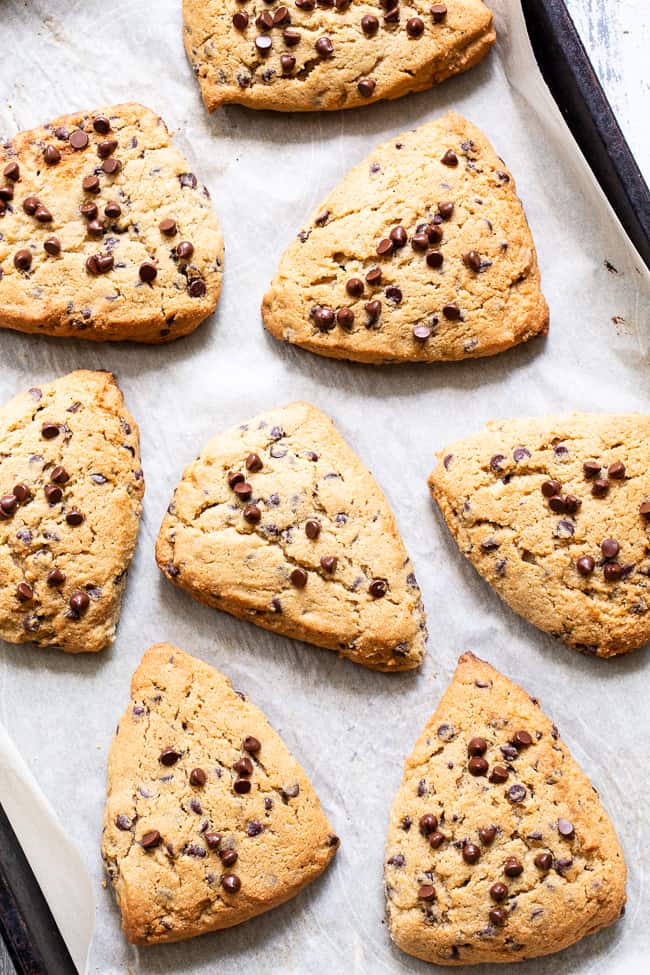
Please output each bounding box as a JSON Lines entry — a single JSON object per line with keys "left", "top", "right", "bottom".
{"left": 429, "top": 413, "right": 650, "bottom": 657}
{"left": 0, "top": 103, "right": 223, "bottom": 342}
{"left": 0, "top": 371, "right": 143, "bottom": 653}
{"left": 156, "top": 401, "right": 426, "bottom": 671}
{"left": 102, "top": 643, "right": 339, "bottom": 944}
{"left": 385, "top": 652, "right": 627, "bottom": 965}
{"left": 262, "top": 113, "right": 548, "bottom": 364}
{"left": 183, "top": 1, "right": 495, "bottom": 113}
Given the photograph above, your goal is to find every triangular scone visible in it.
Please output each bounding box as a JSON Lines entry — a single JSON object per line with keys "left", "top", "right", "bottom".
{"left": 102, "top": 644, "right": 339, "bottom": 945}
{"left": 262, "top": 113, "right": 547, "bottom": 364}
{"left": 183, "top": 1, "right": 495, "bottom": 113}
{"left": 156, "top": 401, "right": 426, "bottom": 670}
{"left": 385, "top": 652, "right": 626, "bottom": 965}
{"left": 0, "top": 103, "right": 223, "bottom": 342}
{"left": 0, "top": 371, "right": 143, "bottom": 653}
{"left": 429, "top": 413, "right": 650, "bottom": 657}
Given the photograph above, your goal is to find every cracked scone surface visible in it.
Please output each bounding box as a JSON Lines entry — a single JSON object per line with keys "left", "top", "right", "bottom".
{"left": 262, "top": 113, "right": 547, "bottom": 364}
{"left": 0, "top": 370, "right": 143, "bottom": 653}
{"left": 385, "top": 652, "right": 626, "bottom": 965}
{"left": 429, "top": 413, "right": 650, "bottom": 657}
{"left": 0, "top": 103, "right": 223, "bottom": 342}
{"left": 102, "top": 643, "right": 338, "bottom": 945}
{"left": 183, "top": 0, "right": 495, "bottom": 112}
{"left": 156, "top": 401, "right": 426, "bottom": 670}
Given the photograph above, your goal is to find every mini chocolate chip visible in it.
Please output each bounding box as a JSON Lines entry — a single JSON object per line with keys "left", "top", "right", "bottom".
{"left": 233, "top": 481, "right": 253, "bottom": 500}
{"left": 222, "top": 874, "right": 241, "bottom": 893}
{"left": 490, "top": 882, "right": 508, "bottom": 902}
{"left": 362, "top": 14, "right": 379, "bottom": 34}
{"left": 431, "top": 3, "right": 447, "bottom": 22}
{"left": 463, "top": 843, "right": 481, "bottom": 864}
{"left": 4, "top": 162, "right": 20, "bottom": 181}
{"left": 47, "top": 568, "right": 66, "bottom": 587}
{"left": 243, "top": 504, "right": 261, "bottom": 524}
{"left": 417, "top": 884, "right": 436, "bottom": 901}
{"left": 442, "top": 303, "right": 461, "bottom": 320}
{"left": 320, "top": 555, "right": 337, "bottom": 573}
{"left": 305, "top": 519, "right": 321, "bottom": 539}
{"left": 12, "top": 483, "right": 31, "bottom": 502}
{"left": 557, "top": 818, "right": 574, "bottom": 838}
{"left": 489, "top": 907, "right": 507, "bottom": 927}
{"left": 365, "top": 267, "right": 382, "bottom": 285}
{"left": 66, "top": 510, "right": 84, "bottom": 526}
{"left": 608, "top": 461, "right": 625, "bottom": 479}
{"left": 376, "top": 237, "right": 394, "bottom": 256}
{"left": 438, "top": 202, "right": 454, "bottom": 220}
{"left": 14, "top": 249, "right": 32, "bottom": 271}
{"left": 0, "top": 494, "right": 17, "bottom": 517}
{"left": 190, "top": 768, "right": 207, "bottom": 787}
{"left": 93, "top": 116, "right": 111, "bottom": 134}
{"left": 468, "top": 737, "right": 487, "bottom": 756}
{"left": 479, "top": 826, "right": 496, "bottom": 845}
{"left": 176, "top": 240, "right": 194, "bottom": 260}
{"left": 50, "top": 466, "right": 69, "bottom": 483}
{"left": 205, "top": 832, "right": 222, "bottom": 850}
{"left": 234, "top": 756, "right": 254, "bottom": 777}
{"left": 426, "top": 250, "right": 443, "bottom": 269}
{"left": 489, "top": 765, "right": 509, "bottom": 784}
{"left": 389, "top": 226, "right": 407, "bottom": 248}
{"left": 159, "top": 748, "right": 181, "bottom": 766}
{"left": 406, "top": 16, "right": 425, "bottom": 36}
{"left": 441, "top": 149, "right": 458, "bottom": 166}
{"left": 504, "top": 856, "right": 523, "bottom": 877}
{"left": 139, "top": 262, "right": 158, "bottom": 283}
{"left": 16, "top": 583, "right": 33, "bottom": 602}
{"left": 233, "top": 777, "right": 251, "bottom": 794}
{"left": 413, "top": 324, "right": 431, "bottom": 341}
{"left": 83, "top": 175, "right": 100, "bottom": 194}
{"left": 44, "top": 237, "right": 61, "bottom": 256}
{"left": 337, "top": 307, "right": 354, "bottom": 328}
{"left": 44, "top": 484, "right": 62, "bottom": 504}
{"left": 463, "top": 250, "right": 482, "bottom": 271}
{"left": 233, "top": 10, "right": 249, "bottom": 28}
{"left": 290, "top": 567, "right": 308, "bottom": 588}
{"left": 97, "top": 140, "right": 118, "bottom": 159}
{"left": 468, "top": 756, "right": 488, "bottom": 776}
{"left": 357, "top": 79, "right": 376, "bottom": 98}
{"left": 102, "top": 157, "right": 121, "bottom": 175}
{"left": 365, "top": 299, "right": 382, "bottom": 322}
{"left": 604, "top": 562, "right": 623, "bottom": 582}
{"left": 23, "top": 196, "right": 39, "bottom": 215}
{"left": 601, "top": 538, "right": 620, "bottom": 559}
{"left": 105, "top": 200, "right": 121, "bottom": 218}
{"left": 369, "top": 578, "right": 388, "bottom": 598}
{"left": 576, "top": 555, "right": 595, "bottom": 576}
{"left": 591, "top": 478, "right": 609, "bottom": 497}
{"left": 419, "top": 814, "right": 438, "bottom": 836}
{"left": 315, "top": 36, "right": 333, "bottom": 56}
{"left": 429, "top": 831, "right": 445, "bottom": 848}
{"left": 243, "top": 735, "right": 261, "bottom": 754}
{"left": 534, "top": 852, "right": 553, "bottom": 871}
{"left": 141, "top": 830, "right": 161, "bottom": 849}
{"left": 346, "top": 278, "right": 364, "bottom": 297}
{"left": 69, "top": 130, "right": 89, "bottom": 150}
{"left": 44, "top": 145, "right": 61, "bottom": 165}
{"left": 312, "top": 305, "right": 335, "bottom": 330}
{"left": 512, "top": 730, "right": 533, "bottom": 748}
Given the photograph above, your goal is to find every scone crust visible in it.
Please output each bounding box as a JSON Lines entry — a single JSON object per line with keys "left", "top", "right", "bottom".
{"left": 429, "top": 413, "right": 650, "bottom": 657}
{"left": 0, "top": 103, "right": 223, "bottom": 343}
{"left": 155, "top": 401, "right": 426, "bottom": 671}
{"left": 102, "top": 643, "right": 338, "bottom": 945}
{"left": 262, "top": 112, "right": 548, "bottom": 364}
{"left": 0, "top": 370, "right": 144, "bottom": 652}
{"left": 183, "top": 0, "right": 495, "bottom": 112}
{"left": 385, "top": 652, "right": 627, "bottom": 965}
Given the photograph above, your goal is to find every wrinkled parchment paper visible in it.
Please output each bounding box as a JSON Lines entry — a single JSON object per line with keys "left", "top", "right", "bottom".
{"left": 1, "top": 1, "right": 649, "bottom": 972}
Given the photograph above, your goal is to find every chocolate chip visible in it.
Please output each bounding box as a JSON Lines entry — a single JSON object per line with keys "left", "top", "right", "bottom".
{"left": 640, "top": 501, "right": 650, "bottom": 519}
{"left": 479, "top": 826, "right": 496, "bottom": 844}
{"left": 290, "top": 567, "right": 308, "bottom": 588}
{"left": 234, "top": 756, "right": 254, "bottom": 777}
{"left": 534, "top": 851, "right": 552, "bottom": 870}
{"left": 417, "top": 884, "right": 436, "bottom": 901}
{"left": 406, "top": 16, "right": 425, "bottom": 36}
{"left": 504, "top": 856, "right": 523, "bottom": 877}
{"left": 389, "top": 226, "right": 407, "bottom": 248}
{"left": 14, "top": 249, "right": 32, "bottom": 271}
{"left": 115, "top": 814, "right": 132, "bottom": 830}
{"left": 438, "top": 202, "right": 454, "bottom": 220}
{"left": 383, "top": 5, "right": 399, "bottom": 22}
{"left": 468, "top": 737, "right": 487, "bottom": 756}
{"left": 0, "top": 184, "right": 13, "bottom": 202}
{"left": 312, "top": 305, "right": 335, "bottom": 331}
{"left": 97, "top": 140, "right": 118, "bottom": 159}
{"left": 557, "top": 818, "right": 574, "bottom": 838}
{"left": 608, "top": 461, "right": 625, "bottom": 479}
{"left": 583, "top": 460, "right": 601, "bottom": 478}
{"left": 141, "top": 830, "right": 161, "bottom": 849}
{"left": 419, "top": 814, "right": 438, "bottom": 836}
{"left": 82, "top": 175, "right": 100, "bottom": 195}
{"left": 365, "top": 299, "right": 382, "bottom": 322}
{"left": 93, "top": 116, "right": 111, "bottom": 134}
{"left": 220, "top": 849, "right": 238, "bottom": 867}
{"left": 86, "top": 253, "right": 114, "bottom": 275}
{"left": 507, "top": 784, "right": 526, "bottom": 803}
{"left": 385, "top": 286, "right": 402, "bottom": 304}
{"left": 44, "top": 484, "right": 62, "bottom": 504}
{"left": 463, "top": 843, "right": 480, "bottom": 864}
{"left": 190, "top": 768, "right": 207, "bottom": 787}
{"left": 564, "top": 495, "right": 581, "bottom": 514}
{"left": 105, "top": 201, "right": 121, "bottom": 219}
{"left": 490, "top": 882, "right": 508, "bottom": 902}
{"left": 205, "top": 832, "right": 222, "bottom": 850}
{"left": 256, "top": 11, "right": 273, "bottom": 29}
{"left": 102, "top": 157, "right": 121, "bottom": 176}
{"left": 12, "top": 483, "right": 31, "bottom": 502}
{"left": 463, "top": 250, "right": 482, "bottom": 272}
{"left": 233, "top": 481, "right": 253, "bottom": 500}
{"left": 233, "top": 777, "right": 251, "bottom": 794}
{"left": 243, "top": 736, "right": 261, "bottom": 754}
{"left": 489, "top": 907, "right": 507, "bottom": 926}
{"left": 489, "top": 765, "right": 509, "bottom": 784}
{"left": 23, "top": 196, "right": 39, "bottom": 215}
{"left": 362, "top": 14, "right": 379, "bottom": 34}
{"left": 280, "top": 54, "right": 296, "bottom": 72}
{"left": 0, "top": 494, "right": 17, "bottom": 518}
{"left": 4, "top": 162, "right": 20, "bottom": 181}
{"left": 601, "top": 538, "right": 620, "bottom": 559}
{"left": 222, "top": 874, "right": 241, "bottom": 893}
{"left": 44, "top": 145, "right": 61, "bottom": 165}
{"left": 426, "top": 251, "right": 443, "bottom": 269}
{"left": 442, "top": 303, "right": 461, "bottom": 320}
{"left": 345, "top": 278, "right": 364, "bottom": 298}
{"left": 139, "top": 262, "right": 158, "bottom": 283}
{"left": 320, "top": 555, "right": 337, "bottom": 573}
{"left": 591, "top": 478, "right": 609, "bottom": 497}
{"left": 431, "top": 3, "right": 447, "bottom": 22}
{"left": 69, "top": 130, "right": 89, "bottom": 150}
{"left": 369, "top": 578, "right": 388, "bottom": 598}
{"left": 315, "top": 36, "right": 333, "bottom": 56}
{"left": 80, "top": 202, "right": 98, "bottom": 221}
{"left": 66, "top": 510, "right": 84, "bottom": 526}
{"left": 512, "top": 730, "right": 533, "bottom": 748}
{"left": 411, "top": 233, "right": 429, "bottom": 252}
{"left": 441, "top": 149, "right": 458, "bottom": 166}
{"left": 305, "top": 519, "right": 321, "bottom": 540}
{"left": 357, "top": 79, "right": 376, "bottom": 98}
{"left": 243, "top": 504, "right": 261, "bottom": 524}
{"left": 413, "top": 324, "right": 432, "bottom": 341}
{"left": 233, "top": 11, "right": 249, "bottom": 28}
{"left": 34, "top": 206, "right": 52, "bottom": 223}
{"left": 604, "top": 562, "right": 623, "bottom": 582}
{"left": 333, "top": 306, "right": 353, "bottom": 329}
{"left": 573, "top": 555, "right": 594, "bottom": 578}
{"left": 41, "top": 422, "right": 60, "bottom": 440}
{"left": 159, "top": 748, "right": 181, "bottom": 766}
{"left": 376, "top": 237, "right": 394, "bottom": 256}
{"left": 427, "top": 223, "right": 443, "bottom": 244}
{"left": 365, "top": 267, "right": 382, "bottom": 285}
{"left": 273, "top": 6, "right": 290, "bottom": 24}
{"left": 429, "top": 831, "right": 445, "bottom": 848}
{"left": 176, "top": 240, "right": 195, "bottom": 261}
{"left": 283, "top": 29, "right": 300, "bottom": 48}
{"left": 47, "top": 568, "right": 66, "bottom": 587}
{"left": 44, "top": 237, "right": 61, "bottom": 256}
{"left": 468, "top": 756, "right": 488, "bottom": 776}
{"left": 50, "top": 466, "right": 69, "bottom": 484}
{"left": 87, "top": 219, "right": 106, "bottom": 237}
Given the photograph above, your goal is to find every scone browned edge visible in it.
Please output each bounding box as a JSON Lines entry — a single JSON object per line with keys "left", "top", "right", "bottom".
{"left": 102, "top": 643, "right": 339, "bottom": 945}
{"left": 262, "top": 113, "right": 549, "bottom": 364}
{"left": 0, "top": 370, "right": 144, "bottom": 652}
{"left": 183, "top": 1, "right": 495, "bottom": 113}
{"left": 154, "top": 401, "right": 427, "bottom": 672}
{"left": 385, "top": 652, "right": 627, "bottom": 965}
{"left": 0, "top": 103, "right": 223, "bottom": 342}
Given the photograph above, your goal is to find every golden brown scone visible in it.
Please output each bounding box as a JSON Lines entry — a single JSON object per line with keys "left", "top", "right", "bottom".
{"left": 102, "top": 643, "right": 339, "bottom": 945}
{"left": 183, "top": 0, "right": 495, "bottom": 113}
{"left": 156, "top": 401, "right": 426, "bottom": 670}
{"left": 262, "top": 113, "right": 548, "bottom": 364}
{"left": 0, "top": 103, "right": 223, "bottom": 342}
{"left": 429, "top": 413, "right": 650, "bottom": 657}
{"left": 0, "top": 370, "right": 144, "bottom": 652}
{"left": 385, "top": 652, "right": 627, "bottom": 965}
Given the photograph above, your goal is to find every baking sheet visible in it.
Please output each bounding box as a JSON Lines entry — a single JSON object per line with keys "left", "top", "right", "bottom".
{"left": 1, "top": 0, "right": 649, "bottom": 972}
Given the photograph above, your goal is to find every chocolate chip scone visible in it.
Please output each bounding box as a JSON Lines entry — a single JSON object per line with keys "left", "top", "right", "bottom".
{"left": 156, "top": 401, "right": 426, "bottom": 670}
{"left": 262, "top": 113, "right": 548, "bottom": 364}
{"left": 0, "top": 371, "right": 143, "bottom": 653}
{"left": 103, "top": 643, "right": 339, "bottom": 944}
{"left": 429, "top": 413, "right": 650, "bottom": 657}
{"left": 385, "top": 652, "right": 626, "bottom": 965}
{"left": 183, "top": 1, "right": 495, "bottom": 112}
{"left": 0, "top": 103, "right": 223, "bottom": 343}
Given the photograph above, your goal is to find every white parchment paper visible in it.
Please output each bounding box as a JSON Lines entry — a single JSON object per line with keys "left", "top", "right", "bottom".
{"left": 1, "top": 1, "right": 649, "bottom": 972}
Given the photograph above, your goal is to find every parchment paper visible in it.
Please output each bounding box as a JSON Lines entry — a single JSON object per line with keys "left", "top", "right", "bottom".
{"left": 1, "top": 1, "right": 649, "bottom": 972}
